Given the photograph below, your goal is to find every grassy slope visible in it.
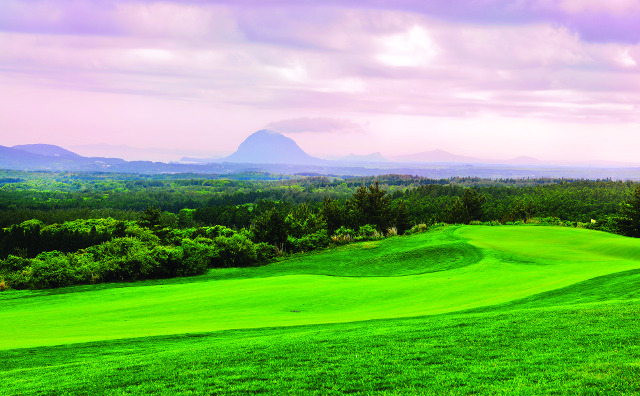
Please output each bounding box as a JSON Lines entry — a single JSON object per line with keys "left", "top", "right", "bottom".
{"left": 2, "top": 226, "right": 640, "bottom": 350}
{"left": 2, "top": 281, "right": 639, "bottom": 395}
{"left": 2, "top": 225, "right": 640, "bottom": 394}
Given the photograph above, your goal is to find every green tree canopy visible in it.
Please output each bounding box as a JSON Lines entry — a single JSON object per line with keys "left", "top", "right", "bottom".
{"left": 617, "top": 186, "right": 640, "bottom": 237}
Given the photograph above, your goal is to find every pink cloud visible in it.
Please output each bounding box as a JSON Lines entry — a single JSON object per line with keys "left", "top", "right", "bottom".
{"left": 2, "top": 1, "right": 640, "bottom": 163}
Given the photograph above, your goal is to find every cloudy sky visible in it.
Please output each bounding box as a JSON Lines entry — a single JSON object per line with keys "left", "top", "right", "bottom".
{"left": 1, "top": 0, "right": 639, "bottom": 162}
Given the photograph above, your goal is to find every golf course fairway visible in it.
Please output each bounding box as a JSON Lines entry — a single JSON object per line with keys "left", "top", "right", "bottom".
{"left": 3, "top": 225, "right": 640, "bottom": 350}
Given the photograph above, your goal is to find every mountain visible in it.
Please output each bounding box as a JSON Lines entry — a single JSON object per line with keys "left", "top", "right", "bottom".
{"left": 178, "top": 156, "right": 221, "bottom": 164}
{"left": 0, "top": 144, "right": 125, "bottom": 171}
{"left": 0, "top": 146, "right": 55, "bottom": 169}
{"left": 330, "top": 152, "right": 388, "bottom": 163}
{"left": 12, "top": 144, "right": 82, "bottom": 159}
{"left": 395, "top": 149, "right": 483, "bottom": 164}
{"left": 503, "top": 156, "right": 543, "bottom": 165}
{"left": 221, "top": 129, "right": 324, "bottom": 165}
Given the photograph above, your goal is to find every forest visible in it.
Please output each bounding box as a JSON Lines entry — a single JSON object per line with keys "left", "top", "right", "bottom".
{"left": 0, "top": 169, "right": 638, "bottom": 290}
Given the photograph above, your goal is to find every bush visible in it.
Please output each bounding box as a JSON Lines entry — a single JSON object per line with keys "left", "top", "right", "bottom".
{"left": 21, "top": 251, "right": 76, "bottom": 289}
{"left": 331, "top": 227, "right": 355, "bottom": 245}
{"left": 357, "top": 224, "right": 383, "bottom": 241}
{"left": 214, "top": 234, "right": 259, "bottom": 268}
{"left": 286, "top": 230, "right": 330, "bottom": 252}
{"left": 409, "top": 223, "right": 428, "bottom": 234}
{"left": 181, "top": 237, "right": 220, "bottom": 270}
{"left": 0, "top": 255, "right": 30, "bottom": 273}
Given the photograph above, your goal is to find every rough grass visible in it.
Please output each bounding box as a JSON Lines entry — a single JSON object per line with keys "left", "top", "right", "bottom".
{"left": 2, "top": 225, "right": 640, "bottom": 394}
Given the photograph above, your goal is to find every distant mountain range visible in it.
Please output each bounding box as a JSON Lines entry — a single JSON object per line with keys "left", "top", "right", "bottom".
{"left": 0, "top": 144, "right": 125, "bottom": 171}
{"left": 2, "top": 131, "right": 640, "bottom": 179}
{"left": 327, "top": 152, "right": 388, "bottom": 163}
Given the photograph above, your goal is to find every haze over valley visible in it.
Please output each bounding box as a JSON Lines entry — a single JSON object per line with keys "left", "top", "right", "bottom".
{"left": 3, "top": 129, "right": 640, "bottom": 180}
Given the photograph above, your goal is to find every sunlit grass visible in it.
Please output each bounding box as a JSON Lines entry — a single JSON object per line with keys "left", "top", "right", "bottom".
{"left": 2, "top": 225, "right": 640, "bottom": 394}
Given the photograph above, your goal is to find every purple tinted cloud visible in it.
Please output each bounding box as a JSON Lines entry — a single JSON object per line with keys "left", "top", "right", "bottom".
{"left": 3, "top": 0, "right": 640, "bottom": 44}
{"left": 0, "top": 0, "right": 123, "bottom": 36}
{"left": 217, "top": 0, "right": 640, "bottom": 44}
{"left": 2, "top": 0, "right": 640, "bottom": 163}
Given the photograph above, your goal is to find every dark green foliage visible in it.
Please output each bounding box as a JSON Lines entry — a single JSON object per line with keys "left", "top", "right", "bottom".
{"left": 252, "top": 208, "right": 288, "bottom": 246}
{"left": 285, "top": 229, "right": 329, "bottom": 252}
{"left": 444, "top": 188, "right": 486, "bottom": 224}
{"left": 445, "top": 197, "right": 470, "bottom": 224}
{"left": 10, "top": 251, "right": 77, "bottom": 289}
{"left": 350, "top": 181, "right": 390, "bottom": 232}
{"left": 194, "top": 204, "right": 252, "bottom": 229}
{"left": 0, "top": 218, "right": 128, "bottom": 259}
{"left": 617, "top": 186, "right": 640, "bottom": 237}
{"left": 138, "top": 205, "right": 162, "bottom": 229}
{"left": 321, "top": 197, "right": 342, "bottom": 235}
{"left": 390, "top": 200, "right": 411, "bottom": 234}
{"left": 331, "top": 226, "right": 356, "bottom": 244}
{"left": 462, "top": 188, "right": 486, "bottom": 221}
{"left": 0, "top": 224, "right": 277, "bottom": 289}
{"left": 508, "top": 197, "right": 534, "bottom": 222}
{"left": 1, "top": 170, "right": 639, "bottom": 290}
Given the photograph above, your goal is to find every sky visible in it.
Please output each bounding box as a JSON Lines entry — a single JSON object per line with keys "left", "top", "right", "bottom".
{"left": 1, "top": 0, "right": 640, "bottom": 163}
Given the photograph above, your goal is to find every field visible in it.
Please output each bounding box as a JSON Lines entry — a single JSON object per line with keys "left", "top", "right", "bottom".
{"left": 2, "top": 225, "right": 640, "bottom": 395}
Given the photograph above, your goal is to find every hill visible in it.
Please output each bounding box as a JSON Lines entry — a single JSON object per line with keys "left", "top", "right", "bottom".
{"left": 12, "top": 144, "right": 82, "bottom": 158}
{"left": 221, "top": 129, "right": 325, "bottom": 165}
{"left": 0, "top": 145, "right": 56, "bottom": 169}
{"left": 2, "top": 225, "right": 640, "bottom": 394}
{"left": 0, "top": 144, "right": 125, "bottom": 171}
{"left": 2, "top": 226, "right": 639, "bottom": 350}
{"left": 330, "top": 152, "right": 388, "bottom": 163}
{"left": 393, "top": 149, "right": 483, "bottom": 164}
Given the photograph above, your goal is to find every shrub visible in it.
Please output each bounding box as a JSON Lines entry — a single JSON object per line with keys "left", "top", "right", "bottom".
{"left": 409, "top": 223, "right": 428, "bottom": 234}
{"left": 214, "top": 234, "right": 259, "bottom": 268}
{"left": 331, "top": 227, "right": 355, "bottom": 245}
{"left": 357, "top": 224, "right": 383, "bottom": 241}
{"left": 0, "top": 255, "right": 31, "bottom": 273}
{"left": 84, "top": 237, "right": 161, "bottom": 282}
{"left": 255, "top": 242, "right": 277, "bottom": 262}
{"left": 386, "top": 227, "right": 398, "bottom": 237}
{"left": 286, "top": 230, "right": 330, "bottom": 252}
{"left": 181, "top": 237, "right": 220, "bottom": 270}
{"left": 25, "top": 251, "right": 76, "bottom": 289}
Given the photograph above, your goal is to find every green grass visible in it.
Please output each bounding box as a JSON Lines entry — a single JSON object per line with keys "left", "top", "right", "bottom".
{"left": 2, "top": 225, "right": 640, "bottom": 395}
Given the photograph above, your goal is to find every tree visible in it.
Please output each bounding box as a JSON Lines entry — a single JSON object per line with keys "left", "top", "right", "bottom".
{"left": 509, "top": 198, "right": 534, "bottom": 222}
{"left": 322, "top": 197, "right": 343, "bottom": 235}
{"left": 252, "top": 207, "right": 288, "bottom": 247}
{"left": 391, "top": 201, "right": 411, "bottom": 234}
{"left": 139, "top": 205, "right": 162, "bottom": 230}
{"left": 351, "top": 181, "right": 390, "bottom": 232}
{"left": 617, "top": 186, "right": 640, "bottom": 237}
{"left": 445, "top": 198, "right": 470, "bottom": 224}
{"left": 461, "top": 188, "right": 486, "bottom": 222}
{"left": 445, "top": 189, "right": 487, "bottom": 224}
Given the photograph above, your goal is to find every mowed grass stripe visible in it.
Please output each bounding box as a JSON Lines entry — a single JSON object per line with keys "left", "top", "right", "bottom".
{"left": 2, "top": 226, "right": 640, "bottom": 350}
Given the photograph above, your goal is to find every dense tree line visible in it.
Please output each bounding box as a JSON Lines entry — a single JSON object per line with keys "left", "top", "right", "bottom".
{"left": 1, "top": 170, "right": 639, "bottom": 290}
